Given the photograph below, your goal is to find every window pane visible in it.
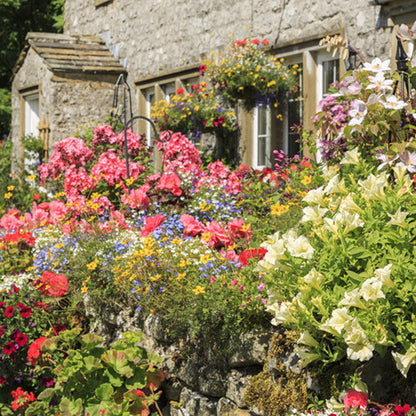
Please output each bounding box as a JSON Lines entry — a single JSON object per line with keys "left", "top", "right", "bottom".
{"left": 25, "top": 93, "right": 40, "bottom": 137}
{"left": 258, "top": 136, "right": 266, "bottom": 166}
{"left": 322, "top": 59, "right": 339, "bottom": 95}
{"left": 257, "top": 105, "right": 267, "bottom": 136}
{"left": 287, "top": 62, "right": 303, "bottom": 157}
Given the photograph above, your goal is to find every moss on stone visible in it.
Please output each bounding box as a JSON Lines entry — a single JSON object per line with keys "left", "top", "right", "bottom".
{"left": 243, "top": 330, "right": 308, "bottom": 416}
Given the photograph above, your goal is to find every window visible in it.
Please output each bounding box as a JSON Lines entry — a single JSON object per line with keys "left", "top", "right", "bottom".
{"left": 24, "top": 92, "right": 40, "bottom": 137}
{"left": 143, "top": 88, "right": 155, "bottom": 148}
{"left": 161, "top": 83, "right": 176, "bottom": 103}
{"left": 317, "top": 53, "right": 340, "bottom": 100}
{"left": 253, "top": 105, "right": 272, "bottom": 167}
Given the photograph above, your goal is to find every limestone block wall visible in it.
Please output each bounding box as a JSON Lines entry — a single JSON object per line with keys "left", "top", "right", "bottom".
{"left": 64, "top": 0, "right": 394, "bottom": 86}
{"left": 11, "top": 45, "right": 120, "bottom": 163}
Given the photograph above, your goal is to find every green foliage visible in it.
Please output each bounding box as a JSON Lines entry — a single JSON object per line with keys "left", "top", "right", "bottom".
{"left": 260, "top": 154, "right": 416, "bottom": 388}
{"left": 26, "top": 329, "right": 165, "bottom": 416}
{"left": 0, "top": 89, "right": 11, "bottom": 136}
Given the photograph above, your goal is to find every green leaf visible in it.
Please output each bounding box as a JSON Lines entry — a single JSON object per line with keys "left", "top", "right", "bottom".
{"left": 59, "top": 397, "right": 84, "bottom": 416}
{"left": 84, "top": 355, "right": 102, "bottom": 371}
{"left": 37, "top": 388, "right": 56, "bottom": 401}
{"left": 95, "top": 383, "right": 114, "bottom": 401}
{"left": 103, "top": 368, "right": 124, "bottom": 388}
{"left": 124, "top": 368, "right": 147, "bottom": 390}
{"left": 102, "top": 350, "right": 133, "bottom": 377}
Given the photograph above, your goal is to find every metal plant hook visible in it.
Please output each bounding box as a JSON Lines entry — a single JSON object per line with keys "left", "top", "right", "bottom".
{"left": 110, "top": 74, "right": 170, "bottom": 195}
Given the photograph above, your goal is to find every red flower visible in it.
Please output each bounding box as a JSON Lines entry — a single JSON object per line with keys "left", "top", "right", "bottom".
{"left": 136, "top": 389, "right": 144, "bottom": 397}
{"left": 11, "top": 387, "right": 37, "bottom": 411}
{"left": 390, "top": 404, "right": 411, "bottom": 416}
{"left": 261, "top": 39, "right": 270, "bottom": 46}
{"left": 180, "top": 214, "right": 206, "bottom": 237}
{"left": 33, "top": 194, "right": 41, "bottom": 201}
{"left": 239, "top": 248, "right": 268, "bottom": 266}
{"left": 141, "top": 215, "right": 166, "bottom": 237}
{"left": 158, "top": 172, "right": 182, "bottom": 196}
{"left": 28, "top": 336, "right": 47, "bottom": 365}
{"left": 0, "top": 326, "right": 4, "bottom": 337}
{"left": 14, "top": 331, "right": 28, "bottom": 347}
{"left": 0, "top": 376, "right": 6, "bottom": 385}
{"left": 17, "top": 302, "right": 32, "bottom": 318}
{"left": 344, "top": 390, "right": 368, "bottom": 413}
{"left": 53, "top": 325, "right": 66, "bottom": 336}
{"left": 4, "top": 305, "right": 14, "bottom": 318}
{"left": 252, "top": 38, "right": 259, "bottom": 45}
{"left": 199, "top": 65, "right": 207, "bottom": 75}
{"left": 37, "top": 271, "right": 69, "bottom": 297}
{"left": 176, "top": 88, "right": 184, "bottom": 95}
{"left": 3, "top": 341, "right": 17, "bottom": 356}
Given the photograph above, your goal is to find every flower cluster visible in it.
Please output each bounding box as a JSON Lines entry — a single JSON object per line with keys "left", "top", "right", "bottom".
{"left": 151, "top": 84, "right": 237, "bottom": 138}
{"left": 204, "top": 37, "right": 296, "bottom": 109}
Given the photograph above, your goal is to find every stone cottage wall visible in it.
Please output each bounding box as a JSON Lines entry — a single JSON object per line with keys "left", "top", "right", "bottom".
{"left": 64, "top": 0, "right": 393, "bottom": 86}
{"left": 11, "top": 46, "right": 120, "bottom": 163}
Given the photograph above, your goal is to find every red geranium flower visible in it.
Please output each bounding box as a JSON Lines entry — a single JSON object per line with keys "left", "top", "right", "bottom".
{"left": 33, "top": 194, "right": 41, "bottom": 201}
{"left": 176, "top": 88, "right": 184, "bottom": 95}
{"left": 252, "top": 38, "right": 259, "bottom": 45}
{"left": 239, "top": 248, "right": 268, "bottom": 266}
{"left": 28, "top": 336, "right": 47, "bottom": 365}
{"left": 261, "top": 39, "right": 270, "bottom": 46}
{"left": 37, "top": 271, "right": 69, "bottom": 297}
{"left": 4, "top": 305, "right": 14, "bottom": 318}
{"left": 344, "top": 390, "right": 368, "bottom": 413}
{"left": 390, "top": 404, "right": 411, "bottom": 416}
{"left": 11, "top": 387, "right": 37, "bottom": 411}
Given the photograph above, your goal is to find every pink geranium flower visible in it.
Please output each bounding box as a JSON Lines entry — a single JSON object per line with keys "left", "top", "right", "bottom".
{"left": 180, "top": 214, "right": 206, "bottom": 236}
{"left": 158, "top": 173, "right": 182, "bottom": 196}
{"left": 344, "top": 390, "right": 368, "bottom": 413}
{"left": 141, "top": 214, "right": 166, "bottom": 237}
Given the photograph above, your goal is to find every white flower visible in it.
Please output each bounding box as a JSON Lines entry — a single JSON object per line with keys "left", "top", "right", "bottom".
{"left": 324, "top": 174, "right": 348, "bottom": 195}
{"left": 348, "top": 99, "right": 367, "bottom": 126}
{"left": 392, "top": 344, "right": 416, "bottom": 377}
{"left": 340, "top": 147, "right": 361, "bottom": 165}
{"left": 397, "top": 22, "right": 416, "bottom": 41}
{"left": 362, "top": 57, "right": 391, "bottom": 73}
{"left": 301, "top": 206, "right": 328, "bottom": 225}
{"left": 359, "top": 277, "right": 385, "bottom": 301}
{"left": 380, "top": 95, "right": 408, "bottom": 110}
{"left": 374, "top": 264, "right": 394, "bottom": 288}
{"left": 297, "top": 348, "right": 320, "bottom": 368}
{"left": 366, "top": 72, "right": 393, "bottom": 93}
{"left": 319, "top": 307, "right": 353, "bottom": 336}
{"left": 344, "top": 319, "right": 374, "bottom": 361}
{"left": 397, "top": 151, "right": 416, "bottom": 173}
{"left": 298, "top": 331, "right": 320, "bottom": 348}
{"left": 339, "top": 194, "right": 363, "bottom": 214}
{"left": 323, "top": 217, "right": 339, "bottom": 234}
{"left": 302, "top": 268, "right": 324, "bottom": 289}
{"left": 286, "top": 235, "right": 314, "bottom": 259}
{"left": 338, "top": 288, "right": 366, "bottom": 309}
{"left": 303, "top": 187, "right": 325, "bottom": 204}
{"left": 387, "top": 208, "right": 408, "bottom": 228}
{"left": 358, "top": 172, "right": 388, "bottom": 201}
{"left": 268, "top": 300, "right": 298, "bottom": 325}
{"left": 336, "top": 211, "right": 365, "bottom": 234}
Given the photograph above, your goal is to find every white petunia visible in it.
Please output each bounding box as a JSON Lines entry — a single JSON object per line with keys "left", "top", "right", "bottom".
{"left": 387, "top": 208, "right": 408, "bottom": 228}
{"left": 268, "top": 300, "right": 298, "bottom": 326}
{"left": 344, "top": 319, "right": 374, "bottom": 361}
{"left": 324, "top": 174, "right": 348, "bottom": 195}
{"left": 359, "top": 277, "right": 385, "bottom": 302}
{"left": 301, "top": 206, "right": 328, "bottom": 225}
{"left": 286, "top": 235, "right": 314, "bottom": 259}
{"left": 338, "top": 288, "right": 366, "bottom": 309}
{"left": 340, "top": 147, "right": 361, "bottom": 165}
{"left": 392, "top": 344, "right": 416, "bottom": 377}
{"left": 374, "top": 264, "right": 394, "bottom": 288}
{"left": 303, "top": 187, "right": 325, "bottom": 205}
{"left": 339, "top": 193, "right": 363, "bottom": 214}
{"left": 302, "top": 268, "right": 324, "bottom": 289}
{"left": 319, "top": 307, "right": 353, "bottom": 336}
{"left": 358, "top": 172, "right": 388, "bottom": 201}
{"left": 298, "top": 331, "right": 320, "bottom": 348}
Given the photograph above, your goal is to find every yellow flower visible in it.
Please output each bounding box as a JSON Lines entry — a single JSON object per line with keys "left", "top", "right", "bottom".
{"left": 7, "top": 185, "right": 15, "bottom": 191}
{"left": 27, "top": 175, "right": 36, "bottom": 181}
{"left": 301, "top": 175, "right": 312, "bottom": 185}
{"left": 87, "top": 259, "right": 98, "bottom": 271}
{"left": 193, "top": 285, "right": 205, "bottom": 295}
{"left": 200, "top": 254, "right": 212, "bottom": 264}
{"left": 4, "top": 193, "right": 12, "bottom": 199}
{"left": 270, "top": 202, "right": 290, "bottom": 216}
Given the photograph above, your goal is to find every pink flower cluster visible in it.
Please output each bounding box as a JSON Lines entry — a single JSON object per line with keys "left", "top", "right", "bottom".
{"left": 180, "top": 215, "right": 252, "bottom": 249}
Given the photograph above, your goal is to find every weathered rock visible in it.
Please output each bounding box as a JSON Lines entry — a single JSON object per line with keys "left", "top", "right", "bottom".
{"left": 216, "top": 397, "right": 253, "bottom": 416}
{"left": 229, "top": 330, "right": 271, "bottom": 368}
{"left": 225, "top": 368, "right": 260, "bottom": 408}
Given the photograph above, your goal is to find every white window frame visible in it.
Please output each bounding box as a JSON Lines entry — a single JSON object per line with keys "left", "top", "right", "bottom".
{"left": 24, "top": 92, "right": 40, "bottom": 137}
{"left": 253, "top": 104, "right": 271, "bottom": 168}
